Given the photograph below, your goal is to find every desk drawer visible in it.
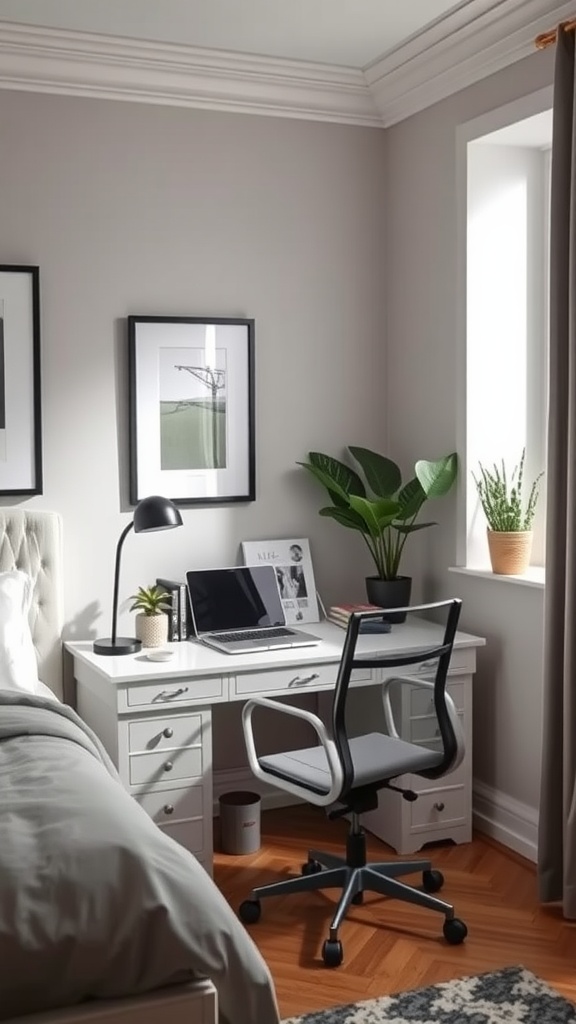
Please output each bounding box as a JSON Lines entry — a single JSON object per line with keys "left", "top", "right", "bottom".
{"left": 124, "top": 676, "right": 224, "bottom": 708}
{"left": 129, "top": 746, "right": 203, "bottom": 786}
{"left": 159, "top": 818, "right": 204, "bottom": 854}
{"left": 136, "top": 785, "right": 203, "bottom": 824}
{"left": 410, "top": 785, "right": 466, "bottom": 829}
{"left": 233, "top": 664, "right": 371, "bottom": 697}
{"left": 408, "top": 649, "right": 475, "bottom": 678}
{"left": 410, "top": 680, "right": 465, "bottom": 716}
{"left": 129, "top": 714, "right": 203, "bottom": 754}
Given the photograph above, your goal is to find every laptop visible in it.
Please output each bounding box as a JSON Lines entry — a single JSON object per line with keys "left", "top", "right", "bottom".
{"left": 185, "top": 565, "right": 321, "bottom": 654}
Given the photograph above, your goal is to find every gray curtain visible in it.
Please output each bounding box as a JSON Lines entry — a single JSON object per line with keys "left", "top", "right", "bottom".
{"left": 538, "top": 27, "right": 576, "bottom": 918}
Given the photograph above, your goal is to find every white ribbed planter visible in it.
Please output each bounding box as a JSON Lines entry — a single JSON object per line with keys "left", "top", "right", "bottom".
{"left": 135, "top": 612, "right": 168, "bottom": 648}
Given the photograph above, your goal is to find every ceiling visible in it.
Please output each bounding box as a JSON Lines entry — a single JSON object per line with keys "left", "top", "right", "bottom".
{"left": 0, "top": 0, "right": 472, "bottom": 69}
{"left": 0, "top": 1, "right": 568, "bottom": 127}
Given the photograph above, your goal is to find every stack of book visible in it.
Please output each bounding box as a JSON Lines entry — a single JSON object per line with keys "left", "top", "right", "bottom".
{"left": 327, "top": 602, "right": 391, "bottom": 633}
{"left": 156, "top": 578, "right": 190, "bottom": 642}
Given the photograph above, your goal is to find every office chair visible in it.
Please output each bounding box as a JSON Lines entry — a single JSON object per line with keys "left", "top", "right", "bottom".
{"left": 239, "top": 598, "right": 467, "bottom": 967}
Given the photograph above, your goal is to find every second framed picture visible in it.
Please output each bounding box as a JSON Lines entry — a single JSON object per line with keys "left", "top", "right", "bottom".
{"left": 128, "top": 316, "right": 255, "bottom": 506}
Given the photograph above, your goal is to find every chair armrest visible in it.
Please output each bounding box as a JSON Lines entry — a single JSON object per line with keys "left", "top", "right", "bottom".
{"left": 241, "top": 696, "right": 344, "bottom": 805}
{"left": 381, "top": 675, "right": 465, "bottom": 773}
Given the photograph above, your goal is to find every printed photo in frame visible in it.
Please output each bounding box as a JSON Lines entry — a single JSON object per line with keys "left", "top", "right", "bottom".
{"left": 241, "top": 538, "right": 320, "bottom": 624}
{"left": 128, "top": 316, "right": 255, "bottom": 506}
{"left": 0, "top": 265, "right": 42, "bottom": 496}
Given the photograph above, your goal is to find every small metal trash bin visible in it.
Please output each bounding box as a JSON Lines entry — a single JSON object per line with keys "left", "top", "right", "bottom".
{"left": 219, "top": 790, "right": 261, "bottom": 855}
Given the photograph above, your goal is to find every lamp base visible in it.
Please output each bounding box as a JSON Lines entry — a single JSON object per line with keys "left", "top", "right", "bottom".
{"left": 93, "top": 637, "right": 142, "bottom": 656}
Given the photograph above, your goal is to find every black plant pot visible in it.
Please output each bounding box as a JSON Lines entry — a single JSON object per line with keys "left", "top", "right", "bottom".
{"left": 365, "top": 576, "right": 412, "bottom": 624}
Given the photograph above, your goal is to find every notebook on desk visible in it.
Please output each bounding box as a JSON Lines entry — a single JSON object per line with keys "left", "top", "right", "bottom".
{"left": 185, "top": 565, "right": 321, "bottom": 654}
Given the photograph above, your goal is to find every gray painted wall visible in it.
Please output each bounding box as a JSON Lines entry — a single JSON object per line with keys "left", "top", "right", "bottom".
{"left": 385, "top": 47, "right": 555, "bottom": 856}
{"left": 0, "top": 44, "right": 556, "bottom": 836}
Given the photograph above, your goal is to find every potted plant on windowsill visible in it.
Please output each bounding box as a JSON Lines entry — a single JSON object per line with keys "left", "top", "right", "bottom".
{"left": 473, "top": 450, "right": 543, "bottom": 575}
{"left": 297, "top": 447, "right": 458, "bottom": 621}
{"left": 129, "top": 584, "right": 171, "bottom": 648}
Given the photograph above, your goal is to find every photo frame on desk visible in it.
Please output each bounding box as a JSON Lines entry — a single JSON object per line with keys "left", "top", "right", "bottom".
{"left": 241, "top": 537, "right": 320, "bottom": 624}
{"left": 128, "top": 316, "right": 255, "bottom": 506}
{"left": 0, "top": 266, "right": 42, "bottom": 496}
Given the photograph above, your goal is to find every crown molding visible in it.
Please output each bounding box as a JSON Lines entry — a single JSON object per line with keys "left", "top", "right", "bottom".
{"left": 0, "top": 2, "right": 569, "bottom": 129}
{"left": 0, "top": 21, "right": 382, "bottom": 127}
{"left": 366, "top": 0, "right": 571, "bottom": 127}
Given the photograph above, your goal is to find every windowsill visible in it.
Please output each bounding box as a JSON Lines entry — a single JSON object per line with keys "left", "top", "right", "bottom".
{"left": 448, "top": 565, "right": 545, "bottom": 589}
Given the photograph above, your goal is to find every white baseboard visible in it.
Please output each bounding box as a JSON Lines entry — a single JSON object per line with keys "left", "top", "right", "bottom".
{"left": 212, "top": 767, "right": 301, "bottom": 815}
{"left": 473, "top": 779, "right": 538, "bottom": 863}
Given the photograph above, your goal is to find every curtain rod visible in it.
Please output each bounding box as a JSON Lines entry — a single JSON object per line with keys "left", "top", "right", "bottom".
{"left": 535, "top": 17, "right": 576, "bottom": 49}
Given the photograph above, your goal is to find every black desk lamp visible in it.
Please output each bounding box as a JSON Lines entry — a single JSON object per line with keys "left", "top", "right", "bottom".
{"left": 94, "top": 495, "right": 183, "bottom": 656}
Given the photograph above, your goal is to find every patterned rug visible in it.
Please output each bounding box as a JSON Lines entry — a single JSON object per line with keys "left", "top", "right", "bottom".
{"left": 281, "top": 965, "right": 576, "bottom": 1023}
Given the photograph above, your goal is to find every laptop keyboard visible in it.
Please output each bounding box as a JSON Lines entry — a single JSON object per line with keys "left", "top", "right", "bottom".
{"left": 212, "top": 627, "right": 294, "bottom": 643}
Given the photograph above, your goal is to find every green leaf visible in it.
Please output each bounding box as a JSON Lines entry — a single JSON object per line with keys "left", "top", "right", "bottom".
{"left": 396, "top": 477, "right": 426, "bottom": 519}
{"left": 319, "top": 505, "right": 366, "bottom": 532}
{"left": 415, "top": 453, "right": 458, "bottom": 497}
{"left": 394, "top": 521, "right": 437, "bottom": 535}
{"left": 348, "top": 447, "right": 402, "bottom": 498}
{"left": 349, "top": 495, "right": 399, "bottom": 539}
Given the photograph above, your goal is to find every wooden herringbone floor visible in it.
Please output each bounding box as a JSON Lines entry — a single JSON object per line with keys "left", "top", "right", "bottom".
{"left": 214, "top": 805, "right": 576, "bottom": 1020}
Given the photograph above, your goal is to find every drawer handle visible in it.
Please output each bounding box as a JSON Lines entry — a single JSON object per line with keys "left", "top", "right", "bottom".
{"left": 433, "top": 801, "right": 445, "bottom": 812}
{"left": 163, "top": 761, "right": 174, "bottom": 772}
{"left": 163, "top": 804, "right": 175, "bottom": 816}
{"left": 418, "top": 659, "right": 438, "bottom": 671}
{"left": 153, "top": 687, "right": 189, "bottom": 702}
{"left": 288, "top": 672, "right": 320, "bottom": 687}
{"left": 163, "top": 727, "right": 174, "bottom": 738}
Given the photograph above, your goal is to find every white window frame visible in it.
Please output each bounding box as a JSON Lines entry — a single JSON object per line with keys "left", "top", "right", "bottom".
{"left": 453, "top": 87, "right": 552, "bottom": 583}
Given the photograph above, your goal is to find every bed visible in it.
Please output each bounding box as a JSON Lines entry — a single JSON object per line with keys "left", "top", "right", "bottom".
{"left": 0, "top": 509, "right": 280, "bottom": 1024}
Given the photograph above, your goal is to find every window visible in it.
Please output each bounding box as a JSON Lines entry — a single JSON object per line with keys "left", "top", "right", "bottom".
{"left": 458, "top": 94, "right": 551, "bottom": 575}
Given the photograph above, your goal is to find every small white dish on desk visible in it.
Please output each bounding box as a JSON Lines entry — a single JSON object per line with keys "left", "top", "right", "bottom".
{"left": 145, "top": 649, "right": 175, "bottom": 662}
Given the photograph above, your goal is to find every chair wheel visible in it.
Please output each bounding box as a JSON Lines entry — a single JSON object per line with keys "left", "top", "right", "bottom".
{"left": 352, "top": 891, "right": 364, "bottom": 904}
{"left": 301, "top": 859, "right": 323, "bottom": 876}
{"left": 322, "top": 939, "right": 343, "bottom": 967}
{"left": 443, "top": 917, "right": 467, "bottom": 944}
{"left": 422, "top": 869, "right": 444, "bottom": 893}
{"left": 239, "top": 899, "right": 261, "bottom": 924}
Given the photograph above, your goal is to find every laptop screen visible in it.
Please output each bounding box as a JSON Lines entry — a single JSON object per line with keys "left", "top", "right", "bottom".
{"left": 186, "top": 565, "right": 286, "bottom": 634}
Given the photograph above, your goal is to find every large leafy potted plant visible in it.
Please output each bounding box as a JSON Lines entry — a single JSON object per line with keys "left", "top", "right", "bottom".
{"left": 298, "top": 447, "right": 458, "bottom": 621}
{"left": 473, "top": 449, "right": 543, "bottom": 575}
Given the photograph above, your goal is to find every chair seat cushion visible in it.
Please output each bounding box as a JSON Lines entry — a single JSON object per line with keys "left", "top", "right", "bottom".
{"left": 258, "top": 733, "right": 444, "bottom": 795}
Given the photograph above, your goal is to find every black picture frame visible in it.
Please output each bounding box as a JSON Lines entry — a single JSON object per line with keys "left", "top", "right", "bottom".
{"left": 128, "top": 316, "right": 255, "bottom": 506}
{"left": 0, "top": 265, "right": 42, "bottom": 496}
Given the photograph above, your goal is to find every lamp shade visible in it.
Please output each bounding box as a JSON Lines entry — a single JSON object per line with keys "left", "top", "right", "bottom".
{"left": 133, "top": 495, "right": 183, "bottom": 533}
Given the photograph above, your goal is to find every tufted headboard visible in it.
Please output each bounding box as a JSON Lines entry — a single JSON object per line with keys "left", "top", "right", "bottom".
{"left": 0, "top": 509, "right": 64, "bottom": 699}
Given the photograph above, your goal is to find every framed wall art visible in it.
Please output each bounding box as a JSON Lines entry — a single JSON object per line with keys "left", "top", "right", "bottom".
{"left": 241, "top": 537, "right": 320, "bottom": 624}
{"left": 0, "top": 265, "right": 42, "bottom": 496}
{"left": 128, "top": 316, "right": 255, "bottom": 506}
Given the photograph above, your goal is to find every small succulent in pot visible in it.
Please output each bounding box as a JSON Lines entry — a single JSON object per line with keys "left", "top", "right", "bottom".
{"left": 129, "top": 584, "right": 171, "bottom": 616}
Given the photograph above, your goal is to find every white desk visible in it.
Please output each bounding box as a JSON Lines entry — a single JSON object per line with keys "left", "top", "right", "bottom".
{"left": 66, "top": 619, "right": 484, "bottom": 872}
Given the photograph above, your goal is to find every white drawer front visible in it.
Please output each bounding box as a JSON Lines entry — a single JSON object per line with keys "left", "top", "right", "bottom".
{"left": 234, "top": 664, "right": 371, "bottom": 697}
{"left": 409, "top": 649, "right": 475, "bottom": 677}
{"left": 137, "top": 785, "right": 203, "bottom": 824}
{"left": 410, "top": 680, "right": 465, "bottom": 717}
{"left": 124, "top": 676, "right": 224, "bottom": 708}
{"left": 129, "top": 714, "right": 203, "bottom": 754}
{"left": 129, "top": 746, "right": 203, "bottom": 786}
{"left": 410, "top": 709, "right": 464, "bottom": 743}
{"left": 410, "top": 786, "right": 466, "bottom": 829}
{"left": 160, "top": 818, "right": 204, "bottom": 854}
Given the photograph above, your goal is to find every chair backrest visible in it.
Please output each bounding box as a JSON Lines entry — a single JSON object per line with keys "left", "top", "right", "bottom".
{"left": 331, "top": 598, "right": 462, "bottom": 798}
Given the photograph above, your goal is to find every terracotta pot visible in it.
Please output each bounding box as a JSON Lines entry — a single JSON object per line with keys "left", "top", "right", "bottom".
{"left": 135, "top": 612, "right": 168, "bottom": 648}
{"left": 365, "top": 575, "right": 412, "bottom": 623}
{"left": 487, "top": 530, "right": 533, "bottom": 575}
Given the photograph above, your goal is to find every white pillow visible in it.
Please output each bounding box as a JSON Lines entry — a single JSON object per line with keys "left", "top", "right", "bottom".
{"left": 0, "top": 570, "right": 54, "bottom": 699}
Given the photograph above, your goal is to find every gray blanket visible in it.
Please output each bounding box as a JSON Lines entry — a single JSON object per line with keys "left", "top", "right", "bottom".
{"left": 0, "top": 692, "right": 279, "bottom": 1024}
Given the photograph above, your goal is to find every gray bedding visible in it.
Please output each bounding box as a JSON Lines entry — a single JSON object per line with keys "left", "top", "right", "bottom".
{"left": 0, "top": 692, "right": 280, "bottom": 1024}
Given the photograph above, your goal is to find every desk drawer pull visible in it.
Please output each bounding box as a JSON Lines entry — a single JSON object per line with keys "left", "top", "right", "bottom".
{"left": 163, "top": 727, "right": 174, "bottom": 738}
{"left": 288, "top": 672, "right": 320, "bottom": 687}
{"left": 153, "top": 687, "right": 189, "bottom": 702}
{"left": 163, "top": 804, "right": 175, "bottom": 816}
{"left": 434, "top": 801, "right": 445, "bottom": 812}
{"left": 164, "top": 761, "right": 174, "bottom": 772}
